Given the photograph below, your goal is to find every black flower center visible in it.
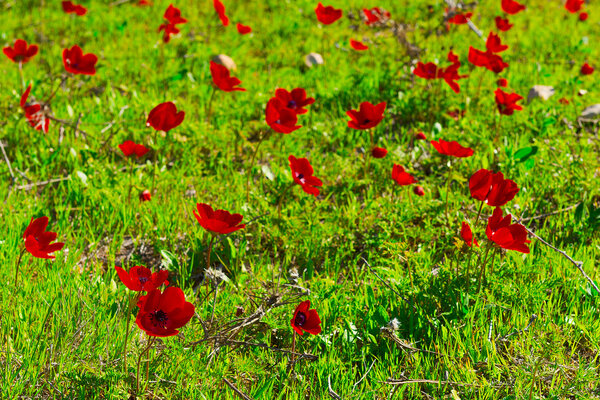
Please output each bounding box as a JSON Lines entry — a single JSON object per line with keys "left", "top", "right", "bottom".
{"left": 294, "top": 312, "right": 307, "bottom": 327}
{"left": 288, "top": 100, "right": 297, "bottom": 109}
{"left": 138, "top": 276, "right": 149, "bottom": 284}
{"left": 363, "top": 119, "right": 371, "bottom": 124}
{"left": 150, "top": 309, "right": 169, "bottom": 329}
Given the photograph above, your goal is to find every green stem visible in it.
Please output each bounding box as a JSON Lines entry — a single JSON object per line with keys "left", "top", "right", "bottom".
{"left": 136, "top": 336, "right": 156, "bottom": 395}
{"left": 476, "top": 245, "right": 493, "bottom": 293}
{"left": 474, "top": 201, "right": 485, "bottom": 228}
{"left": 206, "top": 87, "right": 217, "bottom": 124}
{"left": 14, "top": 246, "right": 27, "bottom": 288}
{"left": 444, "top": 161, "right": 453, "bottom": 222}
{"left": 151, "top": 130, "right": 160, "bottom": 192}
{"left": 290, "top": 330, "right": 297, "bottom": 366}
{"left": 122, "top": 291, "right": 139, "bottom": 373}
{"left": 18, "top": 61, "right": 24, "bottom": 91}
{"left": 245, "top": 131, "right": 270, "bottom": 203}
{"left": 276, "top": 183, "right": 294, "bottom": 219}
{"left": 127, "top": 158, "right": 134, "bottom": 204}
{"left": 206, "top": 234, "right": 216, "bottom": 271}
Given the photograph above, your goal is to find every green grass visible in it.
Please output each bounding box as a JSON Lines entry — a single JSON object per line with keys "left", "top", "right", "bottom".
{"left": 1, "top": 0, "right": 599, "bottom": 398}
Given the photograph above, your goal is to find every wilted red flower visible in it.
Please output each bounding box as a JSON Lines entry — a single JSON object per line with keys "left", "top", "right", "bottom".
{"left": 346, "top": 101, "right": 386, "bottom": 130}
{"left": 115, "top": 266, "right": 169, "bottom": 292}
{"left": 289, "top": 155, "right": 323, "bottom": 196}
{"left": 350, "top": 39, "right": 369, "bottom": 51}
{"left": 291, "top": 300, "right": 321, "bottom": 335}
{"left": 136, "top": 287, "right": 195, "bottom": 337}
{"left": 565, "top": 0, "right": 584, "bottom": 13}
{"left": 236, "top": 23, "right": 252, "bottom": 34}
{"left": 495, "top": 16, "right": 513, "bottom": 31}
{"left": 448, "top": 11, "right": 473, "bottom": 24}
{"left": 266, "top": 98, "right": 302, "bottom": 133}
{"left": 391, "top": 164, "right": 416, "bottom": 186}
{"left": 415, "top": 131, "right": 427, "bottom": 140}
{"left": 158, "top": 23, "right": 180, "bottom": 43}
{"left": 213, "top": 0, "right": 229, "bottom": 26}
{"left": 210, "top": 61, "right": 245, "bottom": 92}
{"left": 23, "top": 216, "right": 65, "bottom": 259}
{"left": 486, "top": 32, "right": 508, "bottom": 53}
{"left": 581, "top": 63, "right": 594, "bottom": 75}
{"left": 119, "top": 140, "right": 149, "bottom": 158}
{"left": 274, "top": 88, "right": 315, "bottom": 114}
{"left": 501, "top": 0, "right": 525, "bottom": 14}
{"left": 469, "top": 169, "right": 519, "bottom": 207}
{"left": 460, "top": 221, "right": 479, "bottom": 247}
{"left": 558, "top": 97, "right": 570, "bottom": 105}
{"left": 62, "top": 45, "right": 98, "bottom": 75}
{"left": 371, "top": 147, "right": 387, "bottom": 158}
{"left": 446, "top": 109, "right": 465, "bottom": 120}
{"left": 62, "top": 1, "right": 87, "bottom": 16}
{"left": 20, "top": 85, "right": 50, "bottom": 134}
{"left": 315, "top": 3, "right": 342, "bottom": 25}
{"left": 413, "top": 185, "right": 425, "bottom": 196}
{"left": 146, "top": 102, "right": 185, "bottom": 132}
{"left": 3, "top": 39, "right": 38, "bottom": 64}
{"left": 495, "top": 88, "right": 523, "bottom": 115}
{"left": 413, "top": 61, "right": 440, "bottom": 80}
{"left": 579, "top": 12, "right": 588, "bottom": 21}
{"left": 140, "top": 190, "right": 152, "bottom": 202}
{"left": 486, "top": 207, "right": 530, "bottom": 253}
{"left": 431, "top": 139, "right": 474, "bottom": 158}
{"left": 363, "top": 7, "right": 390, "bottom": 25}
{"left": 497, "top": 78, "right": 508, "bottom": 87}
{"left": 164, "top": 4, "right": 187, "bottom": 24}
{"left": 193, "top": 203, "right": 245, "bottom": 235}
{"left": 468, "top": 47, "right": 509, "bottom": 73}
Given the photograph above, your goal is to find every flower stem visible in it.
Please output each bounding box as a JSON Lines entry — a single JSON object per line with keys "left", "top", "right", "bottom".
{"left": 474, "top": 201, "right": 485, "bottom": 228}
{"left": 206, "top": 234, "right": 216, "bottom": 271}
{"left": 151, "top": 130, "right": 160, "bottom": 192}
{"left": 290, "top": 330, "right": 297, "bottom": 365}
{"left": 245, "top": 131, "right": 269, "bottom": 203}
{"left": 136, "top": 336, "right": 156, "bottom": 395}
{"left": 14, "top": 246, "right": 27, "bottom": 288}
{"left": 205, "top": 87, "right": 217, "bottom": 124}
{"left": 127, "top": 158, "right": 134, "bottom": 204}
{"left": 122, "top": 292, "right": 139, "bottom": 374}
{"left": 44, "top": 75, "right": 68, "bottom": 104}
{"left": 363, "top": 129, "right": 374, "bottom": 179}
{"left": 476, "top": 245, "right": 493, "bottom": 293}
{"left": 444, "top": 161, "right": 454, "bottom": 223}
{"left": 18, "top": 61, "right": 24, "bottom": 91}
{"left": 276, "top": 183, "right": 294, "bottom": 219}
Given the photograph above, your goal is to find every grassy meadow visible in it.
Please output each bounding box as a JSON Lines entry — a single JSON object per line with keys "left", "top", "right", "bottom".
{"left": 1, "top": 0, "right": 599, "bottom": 398}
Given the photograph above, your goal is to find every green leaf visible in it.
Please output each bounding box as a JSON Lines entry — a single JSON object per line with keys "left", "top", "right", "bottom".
{"left": 513, "top": 146, "right": 538, "bottom": 162}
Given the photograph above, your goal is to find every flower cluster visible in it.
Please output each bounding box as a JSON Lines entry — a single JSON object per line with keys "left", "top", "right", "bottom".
{"left": 158, "top": 4, "right": 187, "bottom": 43}
{"left": 266, "top": 88, "right": 314, "bottom": 133}
{"left": 413, "top": 51, "right": 468, "bottom": 93}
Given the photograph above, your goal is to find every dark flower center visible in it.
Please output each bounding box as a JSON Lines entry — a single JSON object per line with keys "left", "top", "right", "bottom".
{"left": 149, "top": 309, "right": 169, "bottom": 329}
{"left": 287, "top": 100, "right": 297, "bottom": 109}
{"left": 294, "top": 312, "right": 307, "bottom": 327}
{"left": 138, "top": 276, "right": 149, "bottom": 284}
{"left": 363, "top": 119, "right": 371, "bottom": 124}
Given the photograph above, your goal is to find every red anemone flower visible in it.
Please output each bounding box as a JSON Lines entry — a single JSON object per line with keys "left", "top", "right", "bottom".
{"left": 23, "top": 216, "right": 65, "bottom": 259}
{"left": 565, "top": 0, "right": 584, "bottom": 13}
{"left": 363, "top": 7, "right": 390, "bottom": 25}
{"left": 274, "top": 88, "right": 315, "bottom": 114}
{"left": 236, "top": 23, "right": 252, "bottom": 34}
{"left": 430, "top": 139, "right": 474, "bottom": 158}
{"left": 448, "top": 11, "right": 473, "bottom": 24}
{"left": 288, "top": 155, "right": 323, "bottom": 197}
{"left": 164, "top": 4, "right": 187, "bottom": 24}
{"left": 440, "top": 59, "right": 468, "bottom": 93}
{"left": 115, "top": 265, "right": 169, "bottom": 292}
{"left": 119, "top": 140, "right": 149, "bottom": 158}
{"left": 210, "top": 61, "right": 245, "bottom": 92}
{"left": 3, "top": 39, "right": 38, "bottom": 64}
{"left": 497, "top": 78, "right": 508, "bottom": 87}
{"left": 468, "top": 47, "right": 508, "bottom": 73}
{"left": 346, "top": 101, "right": 386, "bottom": 130}
{"left": 291, "top": 300, "right": 322, "bottom": 335}
{"left": 494, "top": 16, "right": 513, "bottom": 31}
{"left": 469, "top": 169, "right": 519, "bottom": 207}
{"left": 391, "top": 164, "right": 416, "bottom": 186}
{"left": 495, "top": 88, "right": 523, "bottom": 115}
{"left": 140, "top": 190, "right": 152, "bottom": 202}
{"left": 213, "top": 0, "right": 229, "bottom": 26}
{"left": 265, "top": 98, "right": 302, "bottom": 134}
{"left": 371, "top": 147, "right": 388, "bottom": 158}
{"left": 579, "top": 12, "right": 588, "bottom": 21}
{"left": 20, "top": 85, "right": 50, "bottom": 134}
{"left": 193, "top": 203, "right": 245, "bottom": 235}
{"left": 62, "top": 1, "right": 87, "bottom": 16}
{"left": 146, "top": 102, "right": 185, "bottom": 132}
{"left": 413, "top": 186, "right": 425, "bottom": 196}
{"left": 486, "top": 207, "right": 531, "bottom": 253}
{"left": 486, "top": 32, "right": 508, "bottom": 53}
{"left": 415, "top": 131, "right": 427, "bottom": 140}
{"left": 460, "top": 221, "right": 479, "bottom": 247}
{"left": 62, "top": 45, "right": 98, "bottom": 75}
{"left": 315, "top": 3, "right": 342, "bottom": 25}
{"left": 350, "top": 39, "right": 369, "bottom": 51}
{"left": 413, "top": 62, "right": 440, "bottom": 80}
{"left": 158, "top": 23, "right": 180, "bottom": 43}
{"left": 136, "top": 287, "right": 195, "bottom": 337}
{"left": 501, "top": 0, "right": 525, "bottom": 14}
{"left": 581, "top": 63, "right": 594, "bottom": 75}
